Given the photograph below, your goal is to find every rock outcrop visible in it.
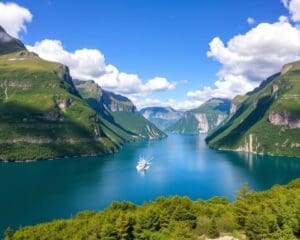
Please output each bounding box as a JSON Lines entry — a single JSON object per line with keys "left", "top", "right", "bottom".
{"left": 236, "top": 134, "right": 257, "bottom": 153}
{"left": 140, "top": 106, "right": 183, "bottom": 130}
{"left": 268, "top": 111, "right": 300, "bottom": 128}
{"left": 281, "top": 63, "right": 294, "bottom": 75}
{"left": 58, "top": 97, "right": 72, "bottom": 112}
{"left": 167, "top": 98, "right": 231, "bottom": 134}
{"left": 194, "top": 113, "right": 209, "bottom": 133}
{"left": 54, "top": 64, "right": 74, "bottom": 86}
{"left": 230, "top": 103, "right": 238, "bottom": 115}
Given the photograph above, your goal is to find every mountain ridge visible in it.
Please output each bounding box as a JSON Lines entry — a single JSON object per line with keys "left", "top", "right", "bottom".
{"left": 206, "top": 60, "right": 300, "bottom": 157}
{"left": 74, "top": 80, "right": 167, "bottom": 140}
{"left": 0, "top": 25, "right": 165, "bottom": 161}
{"left": 0, "top": 26, "right": 26, "bottom": 54}
{"left": 140, "top": 106, "right": 183, "bottom": 130}
{"left": 167, "top": 98, "right": 231, "bottom": 134}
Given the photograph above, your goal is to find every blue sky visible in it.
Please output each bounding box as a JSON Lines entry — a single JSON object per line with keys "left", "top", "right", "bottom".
{"left": 1, "top": 0, "right": 300, "bottom": 109}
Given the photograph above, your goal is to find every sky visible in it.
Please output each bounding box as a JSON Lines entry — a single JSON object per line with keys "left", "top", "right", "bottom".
{"left": 0, "top": 0, "right": 300, "bottom": 110}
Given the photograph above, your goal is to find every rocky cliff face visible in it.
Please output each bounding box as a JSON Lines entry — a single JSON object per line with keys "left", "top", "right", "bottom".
{"left": 230, "top": 103, "right": 238, "bottom": 115}
{"left": 140, "top": 107, "right": 183, "bottom": 130}
{"left": 74, "top": 80, "right": 137, "bottom": 113}
{"left": 167, "top": 98, "right": 231, "bottom": 134}
{"left": 100, "top": 90, "right": 137, "bottom": 113}
{"left": 194, "top": 113, "right": 209, "bottom": 133}
{"left": 268, "top": 111, "right": 300, "bottom": 128}
{"left": 207, "top": 60, "right": 300, "bottom": 157}
{"left": 74, "top": 80, "right": 166, "bottom": 140}
{"left": 281, "top": 63, "right": 294, "bottom": 75}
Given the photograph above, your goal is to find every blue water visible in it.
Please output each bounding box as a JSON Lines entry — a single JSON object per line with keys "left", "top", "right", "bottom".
{"left": 0, "top": 134, "right": 299, "bottom": 233}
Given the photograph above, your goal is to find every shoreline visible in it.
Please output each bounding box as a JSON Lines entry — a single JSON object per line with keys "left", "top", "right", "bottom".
{"left": 0, "top": 135, "right": 167, "bottom": 163}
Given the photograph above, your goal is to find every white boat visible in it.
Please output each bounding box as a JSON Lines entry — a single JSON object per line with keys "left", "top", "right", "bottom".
{"left": 136, "top": 157, "right": 151, "bottom": 171}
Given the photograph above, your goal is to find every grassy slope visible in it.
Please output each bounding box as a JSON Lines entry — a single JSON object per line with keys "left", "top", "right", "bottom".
{"left": 7, "top": 179, "right": 300, "bottom": 240}
{"left": 207, "top": 63, "right": 300, "bottom": 157}
{"left": 0, "top": 52, "right": 119, "bottom": 161}
{"left": 110, "top": 112, "right": 166, "bottom": 140}
{"left": 75, "top": 80, "right": 166, "bottom": 140}
{"left": 167, "top": 99, "right": 230, "bottom": 134}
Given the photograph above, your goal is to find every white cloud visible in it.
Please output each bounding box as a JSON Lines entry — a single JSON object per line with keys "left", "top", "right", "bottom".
{"left": 0, "top": 2, "right": 32, "bottom": 38}
{"left": 247, "top": 17, "right": 255, "bottom": 25}
{"left": 282, "top": 0, "right": 300, "bottom": 22}
{"left": 132, "top": 97, "right": 202, "bottom": 111}
{"left": 189, "top": 19, "right": 300, "bottom": 102}
{"left": 27, "top": 39, "right": 176, "bottom": 95}
{"left": 142, "top": 77, "right": 176, "bottom": 92}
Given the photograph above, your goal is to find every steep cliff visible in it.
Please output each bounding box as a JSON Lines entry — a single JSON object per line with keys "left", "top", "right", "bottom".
{"left": 74, "top": 80, "right": 166, "bottom": 140}
{"left": 167, "top": 98, "right": 231, "bottom": 134}
{"left": 0, "top": 50, "right": 123, "bottom": 161}
{"left": 206, "top": 60, "right": 300, "bottom": 157}
{"left": 140, "top": 106, "right": 183, "bottom": 130}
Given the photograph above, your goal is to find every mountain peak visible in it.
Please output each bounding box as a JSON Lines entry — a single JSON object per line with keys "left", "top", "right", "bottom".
{"left": 0, "top": 25, "right": 26, "bottom": 54}
{"left": 281, "top": 60, "right": 300, "bottom": 75}
{"left": 0, "top": 25, "right": 5, "bottom": 33}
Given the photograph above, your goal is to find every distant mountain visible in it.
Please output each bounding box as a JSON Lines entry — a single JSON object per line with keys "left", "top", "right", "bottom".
{"left": 140, "top": 106, "right": 183, "bottom": 130}
{"left": 167, "top": 98, "right": 231, "bottom": 134}
{"left": 206, "top": 61, "right": 300, "bottom": 157}
{"left": 0, "top": 26, "right": 26, "bottom": 54}
{"left": 74, "top": 80, "right": 167, "bottom": 140}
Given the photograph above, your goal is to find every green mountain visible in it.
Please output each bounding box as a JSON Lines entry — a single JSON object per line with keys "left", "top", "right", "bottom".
{"left": 206, "top": 61, "right": 300, "bottom": 157}
{"left": 74, "top": 80, "right": 167, "bottom": 140}
{"left": 0, "top": 51, "right": 123, "bottom": 161}
{"left": 0, "top": 26, "right": 164, "bottom": 161}
{"left": 140, "top": 106, "right": 183, "bottom": 130}
{"left": 167, "top": 98, "right": 231, "bottom": 134}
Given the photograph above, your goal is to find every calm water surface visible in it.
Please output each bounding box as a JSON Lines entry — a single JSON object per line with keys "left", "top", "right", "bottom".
{"left": 0, "top": 134, "right": 300, "bottom": 233}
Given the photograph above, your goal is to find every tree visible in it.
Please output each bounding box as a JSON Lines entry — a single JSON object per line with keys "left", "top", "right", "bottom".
{"left": 4, "top": 227, "right": 14, "bottom": 240}
{"left": 101, "top": 223, "right": 118, "bottom": 240}
{"left": 235, "top": 183, "right": 250, "bottom": 200}
{"left": 208, "top": 218, "right": 220, "bottom": 238}
{"left": 172, "top": 205, "right": 197, "bottom": 228}
{"left": 270, "top": 224, "right": 297, "bottom": 240}
{"left": 134, "top": 208, "right": 160, "bottom": 239}
{"left": 115, "top": 213, "right": 135, "bottom": 240}
{"left": 245, "top": 213, "right": 270, "bottom": 240}
{"left": 171, "top": 221, "right": 193, "bottom": 240}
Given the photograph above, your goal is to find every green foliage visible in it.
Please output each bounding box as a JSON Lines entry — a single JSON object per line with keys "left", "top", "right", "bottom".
{"left": 208, "top": 218, "right": 220, "bottom": 238}
{"left": 245, "top": 211, "right": 273, "bottom": 240}
{"left": 74, "top": 79, "right": 167, "bottom": 141}
{"left": 7, "top": 179, "right": 300, "bottom": 240}
{"left": 115, "top": 213, "right": 135, "bottom": 240}
{"left": 235, "top": 182, "right": 250, "bottom": 200}
{"left": 110, "top": 112, "right": 166, "bottom": 140}
{"left": 0, "top": 52, "right": 124, "bottom": 161}
{"left": 4, "top": 227, "right": 13, "bottom": 240}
